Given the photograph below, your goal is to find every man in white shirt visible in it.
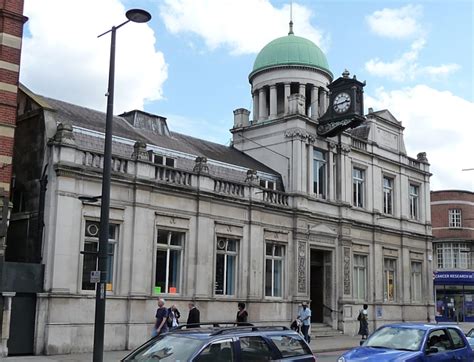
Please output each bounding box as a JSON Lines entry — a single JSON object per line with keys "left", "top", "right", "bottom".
{"left": 298, "top": 302, "right": 312, "bottom": 343}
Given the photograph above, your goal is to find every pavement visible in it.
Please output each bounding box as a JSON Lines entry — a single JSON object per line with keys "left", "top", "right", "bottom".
{"left": 3, "top": 334, "right": 362, "bottom": 361}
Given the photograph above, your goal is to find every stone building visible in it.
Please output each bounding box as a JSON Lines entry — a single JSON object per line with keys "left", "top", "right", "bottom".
{"left": 8, "top": 29, "right": 433, "bottom": 355}
{"left": 432, "top": 190, "right": 474, "bottom": 322}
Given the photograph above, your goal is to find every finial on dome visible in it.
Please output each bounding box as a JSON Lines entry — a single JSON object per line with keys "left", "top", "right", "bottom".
{"left": 288, "top": 1, "right": 294, "bottom": 35}
{"left": 342, "top": 69, "right": 350, "bottom": 78}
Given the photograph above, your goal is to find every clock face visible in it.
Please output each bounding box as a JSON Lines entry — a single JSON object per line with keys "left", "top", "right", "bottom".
{"left": 333, "top": 92, "right": 351, "bottom": 114}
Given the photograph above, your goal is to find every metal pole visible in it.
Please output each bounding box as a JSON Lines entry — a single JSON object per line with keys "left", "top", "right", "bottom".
{"left": 92, "top": 25, "right": 116, "bottom": 362}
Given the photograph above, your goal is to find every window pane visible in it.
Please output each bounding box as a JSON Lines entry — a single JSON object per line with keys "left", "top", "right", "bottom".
{"left": 106, "top": 243, "right": 114, "bottom": 284}
{"left": 274, "top": 260, "right": 282, "bottom": 297}
{"left": 154, "top": 155, "right": 163, "bottom": 165}
{"left": 165, "top": 157, "right": 175, "bottom": 167}
{"left": 170, "top": 231, "right": 183, "bottom": 246}
{"left": 168, "top": 249, "right": 180, "bottom": 293}
{"left": 265, "top": 259, "right": 272, "bottom": 296}
{"left": 274, "top": 245, "right": 283, "bottom": 257}
{"left": 266, "top": 244, "right": 273, "bottom": 256}
{"left": 226, "top": 255, "right": 235, "bottom": 295}
{"left": 447, "top": 328, "right": 465, "bottom": 349}
{"left": 195, "top": 340, "right": 234, "bottom": 362}
{"left": 157, "top": 230, "right": 168, "bottom": 244}
{"left": 215, "top": 254, "right": 225, "bottom": 295}
{"left": 270, "top": 335, "right": 311, "bottom": 357}
{"left": 85, "top": 221, "right": 100, "bottom": 237}
{"left": 155, "top": 249, "right": 167, "bottom": 291}
{"left": 240, "top": 336, "right": 273, "bottom": 361}
{"left": 82, "top": 241, "right": 97, "bottom": 290}
{"left": 227, "top": 239, "right": 237, "bottom": 252}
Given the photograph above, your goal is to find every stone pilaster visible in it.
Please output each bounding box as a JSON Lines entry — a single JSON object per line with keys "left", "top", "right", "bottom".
{"left": 269, "top": 85, "right": 277, "bottom": 119}
{"left": 0, "top": 292, "right": 15, "bottom": 357}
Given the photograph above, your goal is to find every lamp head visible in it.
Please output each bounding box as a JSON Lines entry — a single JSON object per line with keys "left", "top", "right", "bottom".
{"left": 126, "top": 9, "right": 152, "bottom": 23}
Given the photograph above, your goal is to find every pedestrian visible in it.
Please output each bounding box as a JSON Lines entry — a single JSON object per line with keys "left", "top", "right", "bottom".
{"left": 236, "top": 302, "right": 249, "bottom": 324}
{"left": 357, "top": 304, "right": 369, "bottom": 341}
{"left": 152, "top": 298, "right": 169, "bottom": 337}
{"left": 186, "top": 301, "right": 200, "bottom": 328}
{"left": 298, "top": 302, "right": 311, "bottom": 343}
{"left": 167, "top": 304, "right": 181, "bottom": 329}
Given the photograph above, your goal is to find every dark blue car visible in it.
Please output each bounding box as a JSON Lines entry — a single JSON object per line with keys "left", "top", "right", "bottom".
{"left": 338, "top": 323, "right": 473, "bottom": 361}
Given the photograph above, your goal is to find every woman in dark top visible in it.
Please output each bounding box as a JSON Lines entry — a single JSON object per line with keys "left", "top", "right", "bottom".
{"left": 236, "top": 302, "right": 248, "bottom": 324}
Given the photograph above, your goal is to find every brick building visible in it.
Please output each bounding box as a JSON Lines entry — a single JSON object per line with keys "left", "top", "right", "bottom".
{"left": 432, "top": 190, "right": 474, "bottom": 322}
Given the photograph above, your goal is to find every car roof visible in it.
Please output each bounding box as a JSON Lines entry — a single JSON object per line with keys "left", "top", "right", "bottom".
{"left": 380, "top": 323, "right": 463, "bottom": 331}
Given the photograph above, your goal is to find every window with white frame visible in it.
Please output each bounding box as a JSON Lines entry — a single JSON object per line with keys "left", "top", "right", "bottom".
{"left": 265, "top": 243, "right": 285, "bottom": 297}
{"left": 260, "top": 179, "right": 276, "bottom": 190}
{"left": 383, "top": 258, "right": 397, "bottom": 301}
{"left": 353, "top": 254, "right": 367, "bottom": 300}
{"left": 409, "top": 184, "right": 419, "bottom": 220}
{"left": 152, "top": 154, "right": 175, "bottom": 167}
{"left": 155, "top": 229, "right": 184, "bottom": 294}
{"left": 82, "top": 221, "right": 119, "bottom": 291}
{"left": 411, "top": 261, "right": 422, "bottom": 302}
{"left": 435, "top": 242, "right": 470, "bottom": 269}
{"left": 313, "top": 149, "right": 327, "bottom": 198}
{"left": 215, "top": 237, "right": 238, "bottom": 295}
{"left": 352, "top": 168, "right": 365, "bottom": 208}
{"left": 383, "top": 176, "right": 393, "bottom": 214}
{"left": 449, "top": 209, "right": 462, "bottom": 228}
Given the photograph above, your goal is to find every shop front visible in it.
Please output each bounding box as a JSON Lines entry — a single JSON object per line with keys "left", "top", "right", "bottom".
{"left": 434, "top": 271, "right": 474, "bottom": 322}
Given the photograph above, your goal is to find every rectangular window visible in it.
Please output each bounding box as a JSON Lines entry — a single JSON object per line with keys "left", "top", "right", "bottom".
{"left": 265, "top": 243, "right": 285, "bottom": 297}
{"left": 151, "top": 154, "right": 176, "bottom": 167}
{"left": 449, "top": 209, "right": 462, "bottom": 228}
{"left": 215, "top": 237, "right": 238, "bottom": 295}
{"left": 260, "top": 179, "right": 276, "bottom": 190}
{"left": 155, "top": 229, "right": 184, "bottom": 294}
{"left": 353, "top": 254, "right": 367, "bottom": 300}
{"left": 383, "top": 176, "right": 393, "bottom": 214}
{"left": 383, "top": 258, "right": 397, "bottom": 301}
{"left": 435, "top": 242, "right": 469, "bottom": 269}
{"left": 82, "top": 221, "right": 119, "bottom": 291}
{"left": 411, "top": 261, "right": 422, "bottom": 302}
{"left": 313, "top": 149, "right": 327, "bottom": 198}
{"left": 352, "top": 168, "right": 365, "bottom": 208}
{"left": 409, "top": 184, "right": 419, "bottom": 219}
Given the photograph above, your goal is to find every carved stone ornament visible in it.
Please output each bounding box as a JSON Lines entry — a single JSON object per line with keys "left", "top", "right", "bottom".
{"left": 417, "top": 152, "right": 428, "bottom": 163}
{"left": 52, "top": 123, "right": 75, "bottom": 145}
{"left": 288, "top": 93, "right": 306, "bottom": 115}
{"left": 193, "top": 156, "right": 209, "bottom": 174}
{"left": 245, "top": 169, "right": 259, "bottom": 184}
{"left": 284, "top": 128, "right": 316, "bottom": 143}
{"left": 343, "top": 247, "right": 351, "bottom": 295}
{"left": 132, "top": 141, "right": 149, "bottom": 161}
{"left": 297, "top": 241, "right": 307, "bottom": 293}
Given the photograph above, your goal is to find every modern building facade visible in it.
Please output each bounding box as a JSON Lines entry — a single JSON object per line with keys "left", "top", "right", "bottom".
{"left": 8, "top": 29, "right": 433, "bottom": 355}
{"left": 432, "top": 190, "right": 474, "bottom": 322}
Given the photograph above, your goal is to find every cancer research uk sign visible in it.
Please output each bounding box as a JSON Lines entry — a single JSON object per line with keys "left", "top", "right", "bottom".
{"left": 434, "top": 271, "right": 474, "bottom": 285}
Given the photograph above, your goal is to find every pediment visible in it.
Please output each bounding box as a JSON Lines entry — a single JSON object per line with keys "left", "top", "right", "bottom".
{"left": 309, "top": 223, "right": 337, "bottom": 236}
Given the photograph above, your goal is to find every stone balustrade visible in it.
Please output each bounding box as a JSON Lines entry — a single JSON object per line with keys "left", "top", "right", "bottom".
{"left": 214, "top": 179, "right": 245, "bottom": 197}
{"left": 155, "top": 165, "right": 192, "bottom": 186}
{"left": 262, "top": 189, "right": 289, "bottom": 206}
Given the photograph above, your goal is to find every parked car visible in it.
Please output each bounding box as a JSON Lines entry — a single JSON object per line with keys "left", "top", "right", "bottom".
{"left": 122, "top": 323, "right": 316, "bottom": 361}
{"left": 466, "top": 328, "right": 474, "bottom": 348}
{"left": 338, "top": 323, "right": 473, "bottom": 361}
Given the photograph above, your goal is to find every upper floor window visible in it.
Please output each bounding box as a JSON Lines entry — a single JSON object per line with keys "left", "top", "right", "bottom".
{"left": 151, "top": 153, "right": 175, "bottom": 167}
{"left": 435, "top": 242, "right": 469, "bottom": 269}
{"left": 82, "top": 221, "right": 119, "bottom": 291}
{"left": 449, "top": 209, "right": 462, "bottom": 228}
{"left": 265, "top": 243, "right": 285, "bottom": 297}
{"left": 352, "top": 168, "right": 365, "bottom": 208}
{"left": 215, "top": 237, "right": 238, "bottom": 295}
{"left": 156, "top": 229, "right": 184, "bottom": 294}
{"left": 313, "top": 149, "right": 327, "bottom": 198}
{"left": 409, "top": 184, "right": 419, "bottom": 220}
{"left": 383, "top": 176, "right": 393, "bottom": 215}
{"left": 260, "top": 179, "right": 276, "bottom": 190}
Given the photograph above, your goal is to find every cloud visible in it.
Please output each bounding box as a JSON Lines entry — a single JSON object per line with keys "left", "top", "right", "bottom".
{"left": 366, "top": 4, "right": 422, "bottom": 39}
{"left": 366, "top": 85, "right": 474, "bottom": 190}
{"left": 159, "top": 0, "right": 326, "bottom": 55}
{"left": 21, "top": 0, "right": 167, "bottom": 114}
{"left": 365, "top": 38, "right": 459, "bottom": 82}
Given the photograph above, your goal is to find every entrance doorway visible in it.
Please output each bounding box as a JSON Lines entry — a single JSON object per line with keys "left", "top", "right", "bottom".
{"left": 310, "top": 249, "right": 324, "bottom": 322}
{"left": 7, "top": 293, "right": 36, "bottom": 355}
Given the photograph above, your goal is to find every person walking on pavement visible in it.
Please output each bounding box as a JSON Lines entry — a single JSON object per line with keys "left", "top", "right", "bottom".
{"left": 298, "top": 301, "right": 311, "bottom": 343}
{"left": 152, "top": 298, "right": 169, "bottom": 337}
{"left": 187, "top": 301, "right": 200, "bottom": 328}
{"left": 358, "top": 304, "right": 369, "bottom": 342}
{"left": 236, "top": 302, "right": 249, "bottom": 324}
{"left": 167, "top": 304, "right": 180, "bottom": 329}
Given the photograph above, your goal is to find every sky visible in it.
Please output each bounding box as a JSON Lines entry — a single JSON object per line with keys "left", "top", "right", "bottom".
{"left": 20, "top": 0, "right": 473, "bottom": 191}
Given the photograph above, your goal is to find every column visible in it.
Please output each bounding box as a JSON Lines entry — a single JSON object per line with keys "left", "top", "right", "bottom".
{"left": 284, "top": 83, "right": 291, "bottom": 115}
{"left": 299, "top": 83, "right": 306, "bottom": 116}
{"left": 269, "top": 85, "right": 277, "bottom": 119}
{"left": 311, "top": 85, "right": 318, "bottom": 120}
{"left": 252, "top": 90, "right": 259, "bottom": 122}
{"left": 259, "top": 87, "right": 267, "bottom": 119}
{"left": 319, "top": 89, "right": 328, "bottom": 116}
{"left": 0, "top": 293, "right": 15, "bottom": 357}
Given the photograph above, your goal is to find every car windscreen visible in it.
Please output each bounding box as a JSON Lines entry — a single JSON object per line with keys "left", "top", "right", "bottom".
{"left": 123, "top": 334, "right": 204, "bottom": 361}
{"left": 365, "top": 326, "right": 425, "bottom": 351}
{"left": 269, "top": 334, "right": 312, "bottom": 357}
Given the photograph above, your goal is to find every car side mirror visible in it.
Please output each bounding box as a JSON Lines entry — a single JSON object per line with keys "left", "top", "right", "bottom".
{"left": 427, "top": 347, "right": 438, "bottom": 354}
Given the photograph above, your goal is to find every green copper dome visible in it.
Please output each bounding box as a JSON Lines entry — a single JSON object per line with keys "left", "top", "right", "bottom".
{"left": 250, "top": 34, "right": 331, "bottom": 78}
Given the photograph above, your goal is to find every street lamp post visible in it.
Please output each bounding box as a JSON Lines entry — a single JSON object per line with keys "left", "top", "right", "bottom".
{"left": 94, "top": 9, "right": 151, "bottom": 362}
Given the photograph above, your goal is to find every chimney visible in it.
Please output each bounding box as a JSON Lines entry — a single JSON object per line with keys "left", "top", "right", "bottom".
{"left": 233, "top": 108, "right": 250, "bottom": 128}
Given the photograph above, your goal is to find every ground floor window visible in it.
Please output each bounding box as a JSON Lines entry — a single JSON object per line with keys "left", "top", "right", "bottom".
{"left": 435, "top": 284, "right": 474, "bottom": 322}
{"left": 265, "top": 243, "right": 285, "bottom": 297}
{"left": 383, "top": 258, "right": 397, "bottom": 302}
{"left": 82, "top": 221, "right": 119, "bottom": 291}
{"left": 353, "top": 254, "right": 367, "bottom": 300}
{"left": 215, "top": 237, "right": 238, "bottom": 295}
{"left": 410, "top": 261, "right": 422, "bottom": 302}
{"left": 155, "top": 229, "right": 184, "bottom": 294}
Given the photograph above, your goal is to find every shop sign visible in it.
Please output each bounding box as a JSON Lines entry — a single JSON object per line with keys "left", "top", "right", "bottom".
{"left": 434, "top": 271, "right": 474, "bottom": 284}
